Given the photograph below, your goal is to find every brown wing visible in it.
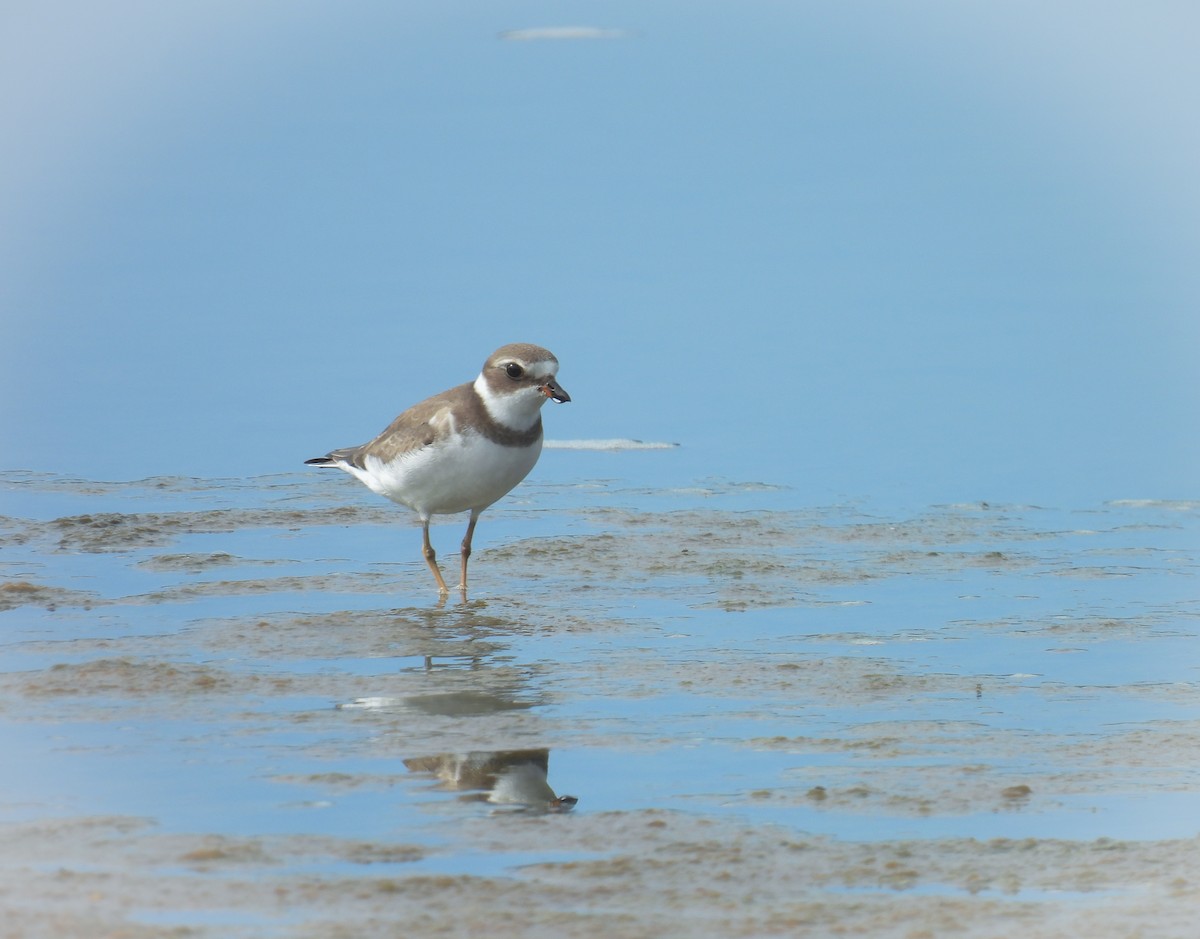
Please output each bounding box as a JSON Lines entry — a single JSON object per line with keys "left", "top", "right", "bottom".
{"left": 334, "top": 384, "right": 468, "bottom": 469}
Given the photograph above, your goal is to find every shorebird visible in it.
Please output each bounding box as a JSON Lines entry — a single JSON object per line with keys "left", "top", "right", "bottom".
{"left": 305, "top": 343, "right": 569, "bottom": 594}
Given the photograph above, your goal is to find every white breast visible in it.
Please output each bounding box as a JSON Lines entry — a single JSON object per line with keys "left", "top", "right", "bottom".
{"left": 354, "top": 432, "right": 543, "bottom": 517}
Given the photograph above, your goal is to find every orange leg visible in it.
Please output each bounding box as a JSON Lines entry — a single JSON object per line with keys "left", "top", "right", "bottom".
{"left": 458, "top": 511, "right": 480, "bottom": 591}
{"left": 421, "top": 518, "right": 449, "bottom": 594}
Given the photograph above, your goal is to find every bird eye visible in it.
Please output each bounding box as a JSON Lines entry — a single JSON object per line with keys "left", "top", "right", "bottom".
{"left": 504, "top": 363, "right": 525, "bottom": 379}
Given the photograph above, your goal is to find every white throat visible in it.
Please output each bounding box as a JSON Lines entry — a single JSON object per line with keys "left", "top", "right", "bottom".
{"left": 473, "top": 374, "right": 546, "bottom": 431}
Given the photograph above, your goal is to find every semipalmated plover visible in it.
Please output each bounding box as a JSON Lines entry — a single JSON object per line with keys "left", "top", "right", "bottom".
{"left": 306, "top": 343, "right": 569, "bottom": 594}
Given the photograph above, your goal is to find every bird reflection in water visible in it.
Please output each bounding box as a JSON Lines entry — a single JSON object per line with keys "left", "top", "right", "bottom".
{"left": 404, "top": 748, "right": 577, "bottom": 813}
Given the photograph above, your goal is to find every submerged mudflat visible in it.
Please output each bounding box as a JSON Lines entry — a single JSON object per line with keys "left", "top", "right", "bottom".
{"left": 1, "top": 469, "right": 1198, "bottom": 937}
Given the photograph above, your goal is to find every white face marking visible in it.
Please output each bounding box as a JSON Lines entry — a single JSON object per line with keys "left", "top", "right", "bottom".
{"left": 473, "top": 356, "right": 558, "bottom": 431}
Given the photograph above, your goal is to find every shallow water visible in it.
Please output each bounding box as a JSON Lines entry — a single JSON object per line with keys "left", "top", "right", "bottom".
{"left": 1, "top": 458, "right": 1198, "bottom": 937}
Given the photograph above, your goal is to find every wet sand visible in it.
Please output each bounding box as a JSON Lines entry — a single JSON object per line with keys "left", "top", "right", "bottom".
{"left": 1, "top": 470, "right": 1198, "bottom": 937}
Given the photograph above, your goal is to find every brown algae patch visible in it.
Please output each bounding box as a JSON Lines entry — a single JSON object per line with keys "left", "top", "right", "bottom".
{"left": 175, "top": 834, "right": 426, "bottom": 868}
{"left": 744, "top": 718, "right": 1200, "bottom": 815}
{"left": 136, "top": 552, "right": 265, "bottom": 573}
{"left": 18, "top": 658, "right": 239, "bottom": 698}
{"left": 486, "top": 504, "right": 1089, "bottom": 609}
{"left": 2, "top": 811, "right": 1197, "bottom": 939}
{"left": 0, "top": 579, "right": 100, "bottom": 611}
{"left": 131, "top": 572, "right": 398, "bottom": 603}
{"left": 464, "top": 811, "right": 1200, "bottom": 937}
{"left": 13, "top": 503, "right": 392, "bottom": 555}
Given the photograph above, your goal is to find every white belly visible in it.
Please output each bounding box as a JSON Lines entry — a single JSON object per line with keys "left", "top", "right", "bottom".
{"left": 352, "top": 433, "right": 542, "bottom": 517}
